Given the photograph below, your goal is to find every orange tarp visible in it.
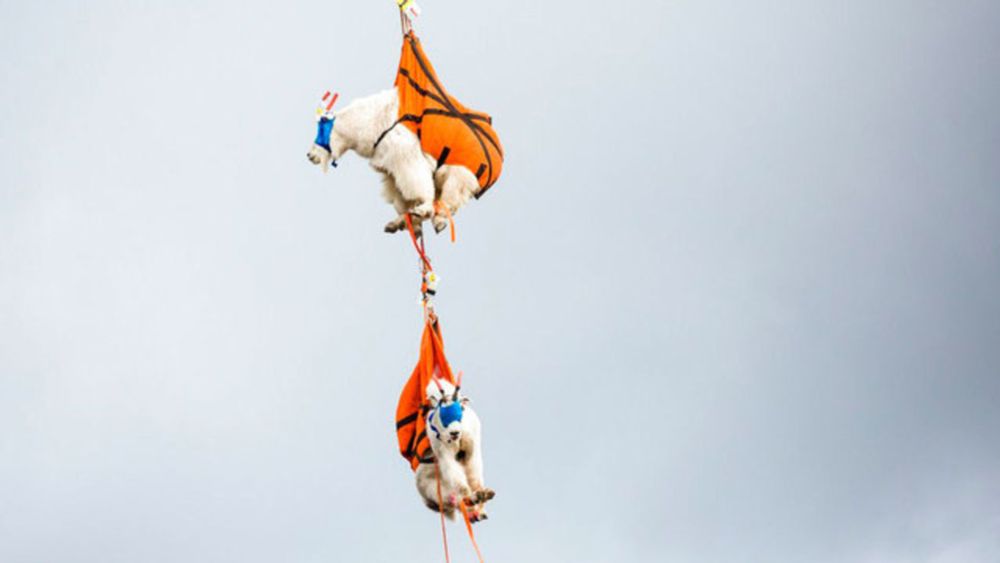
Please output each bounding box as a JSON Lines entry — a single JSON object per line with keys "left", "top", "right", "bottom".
{"left": 395, "top": 321, "right": 457, "bottom": 471}
{"left": 393, "top": 32, "right": 504, "bottom": 196}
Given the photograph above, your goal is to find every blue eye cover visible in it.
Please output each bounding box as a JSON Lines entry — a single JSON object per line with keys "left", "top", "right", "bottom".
{"left": 315, "top": 117, "right": 335, "bottom": 151}
{"left": 438, "top": 401, "right": 463, "bottom": 428}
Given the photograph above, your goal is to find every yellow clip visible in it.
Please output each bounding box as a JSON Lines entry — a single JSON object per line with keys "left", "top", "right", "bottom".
{"left": 398, "top": 0, "right": 420, "bottom": 18}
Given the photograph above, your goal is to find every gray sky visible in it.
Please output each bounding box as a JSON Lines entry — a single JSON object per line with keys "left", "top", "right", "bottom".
{"left": 2, "top": 1, "right": 999, "bottom": 562}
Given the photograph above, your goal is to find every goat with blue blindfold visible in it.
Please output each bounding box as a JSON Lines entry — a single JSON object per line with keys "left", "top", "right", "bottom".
{"left": 415, "top": 377, "right": 495, "bottom": 523}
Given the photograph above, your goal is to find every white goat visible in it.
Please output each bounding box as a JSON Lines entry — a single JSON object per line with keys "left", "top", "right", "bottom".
{"left": 414, "top": 379, "right": 494, "bottom": 522}
{"left": 306, "top": 90, "right": 481, "bottom": 235}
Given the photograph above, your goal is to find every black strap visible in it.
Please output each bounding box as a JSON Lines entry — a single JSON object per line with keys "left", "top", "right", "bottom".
{"left": 437, "top": 147, "right": 451, "bottom": 169}
{"left": 398, "top": 68, "right": 493, "bottom": 123}
{"left": 373, "top": 119, "right": 400, "bottom": 151}
{"left": 396, "top": 412, "right": 418, "bottom": 430}
{"left": 373, "top": 111, "right": 491, "bottom": 152}
{"left": 406, "top": 427, "right": 426, "bottom": 458}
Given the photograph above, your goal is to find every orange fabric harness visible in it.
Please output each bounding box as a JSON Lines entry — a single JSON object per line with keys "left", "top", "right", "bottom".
{"left": 378, "top": 32, "right": 504, "bottom": 197}
{"left": 395, "top": 320, "right": 456, "bottom": 470}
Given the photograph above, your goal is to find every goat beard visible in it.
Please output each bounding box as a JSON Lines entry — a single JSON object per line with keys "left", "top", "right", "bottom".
{"left": 320, "top": 150, "right": 333, "bottom": 174}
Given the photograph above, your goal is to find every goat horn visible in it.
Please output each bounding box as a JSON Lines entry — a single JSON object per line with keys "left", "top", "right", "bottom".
{"left": 317, "top": 91, "right": 339, "bottom": 114}
{"left": 431, "top": 377, "right": 445, "bottom": 397}
{"left": 452, "top": 371, "right": 463, "bottom": 401}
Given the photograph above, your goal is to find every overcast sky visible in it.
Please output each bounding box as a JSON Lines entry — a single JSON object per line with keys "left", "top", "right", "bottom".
{"left": 2, "top": 1, "right": 999, "bottom": 562}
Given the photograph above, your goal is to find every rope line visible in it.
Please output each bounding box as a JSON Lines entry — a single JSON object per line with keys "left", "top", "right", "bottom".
{"left": 459, "top": 502, "right": 486, "bottom": 563}
{"left": 434, "top": 462, "right": 451, "bottom": 563}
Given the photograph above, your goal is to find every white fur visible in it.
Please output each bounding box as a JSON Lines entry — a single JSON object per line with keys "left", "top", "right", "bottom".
{"left": 415, "top": 379, "right": 493, "bottom": 522}
{"left": 306, "top": 89, "right": 482, "bottom": 234}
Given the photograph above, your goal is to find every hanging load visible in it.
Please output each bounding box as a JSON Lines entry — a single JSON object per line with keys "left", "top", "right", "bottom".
{"left": 389, "top": 32, "right": 505, "bottom": 197}
{"left": 395, "top": 312, "right": 491, "bottom": 563}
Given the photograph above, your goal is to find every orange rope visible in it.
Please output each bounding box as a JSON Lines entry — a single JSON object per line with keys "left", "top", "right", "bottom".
{"left": 433, "top": 464, "right": 487, "bottom": 563}
{"left": 434, "top": 201, "right": 457, "bottom": 243}
{"left": 404, "top": 214, "right": 433, "bottom": 272}
{"left": 458, "top": 502, "right": 486, "bottom": 563}
{"left": 434, "top": 463, "right": 451, "bottom": 563}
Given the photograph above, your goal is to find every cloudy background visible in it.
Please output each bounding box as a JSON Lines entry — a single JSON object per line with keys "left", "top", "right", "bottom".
{"left": 2, "top": 1, "right": 998, "bottom": 561}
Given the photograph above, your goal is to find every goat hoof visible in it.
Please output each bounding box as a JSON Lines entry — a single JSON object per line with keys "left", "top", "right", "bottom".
{"left": 412, "top": 203, "right": 434, "bottom": 220}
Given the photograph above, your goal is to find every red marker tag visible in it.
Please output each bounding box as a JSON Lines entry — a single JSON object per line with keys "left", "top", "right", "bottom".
{"left": 325, "top": 92, "right": 339, "bottom": 112}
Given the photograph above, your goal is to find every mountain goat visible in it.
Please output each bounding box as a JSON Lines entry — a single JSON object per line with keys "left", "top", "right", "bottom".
{"left": 414, "top": 379, "right": 494, "bottom": 522}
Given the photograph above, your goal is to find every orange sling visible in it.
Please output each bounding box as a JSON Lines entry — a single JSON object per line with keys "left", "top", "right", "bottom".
{"left": 379, "top": 32, "right": 504, "bottom": 197}
{"left": 395, "top": 320, "right": 458, "bottom": 471}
